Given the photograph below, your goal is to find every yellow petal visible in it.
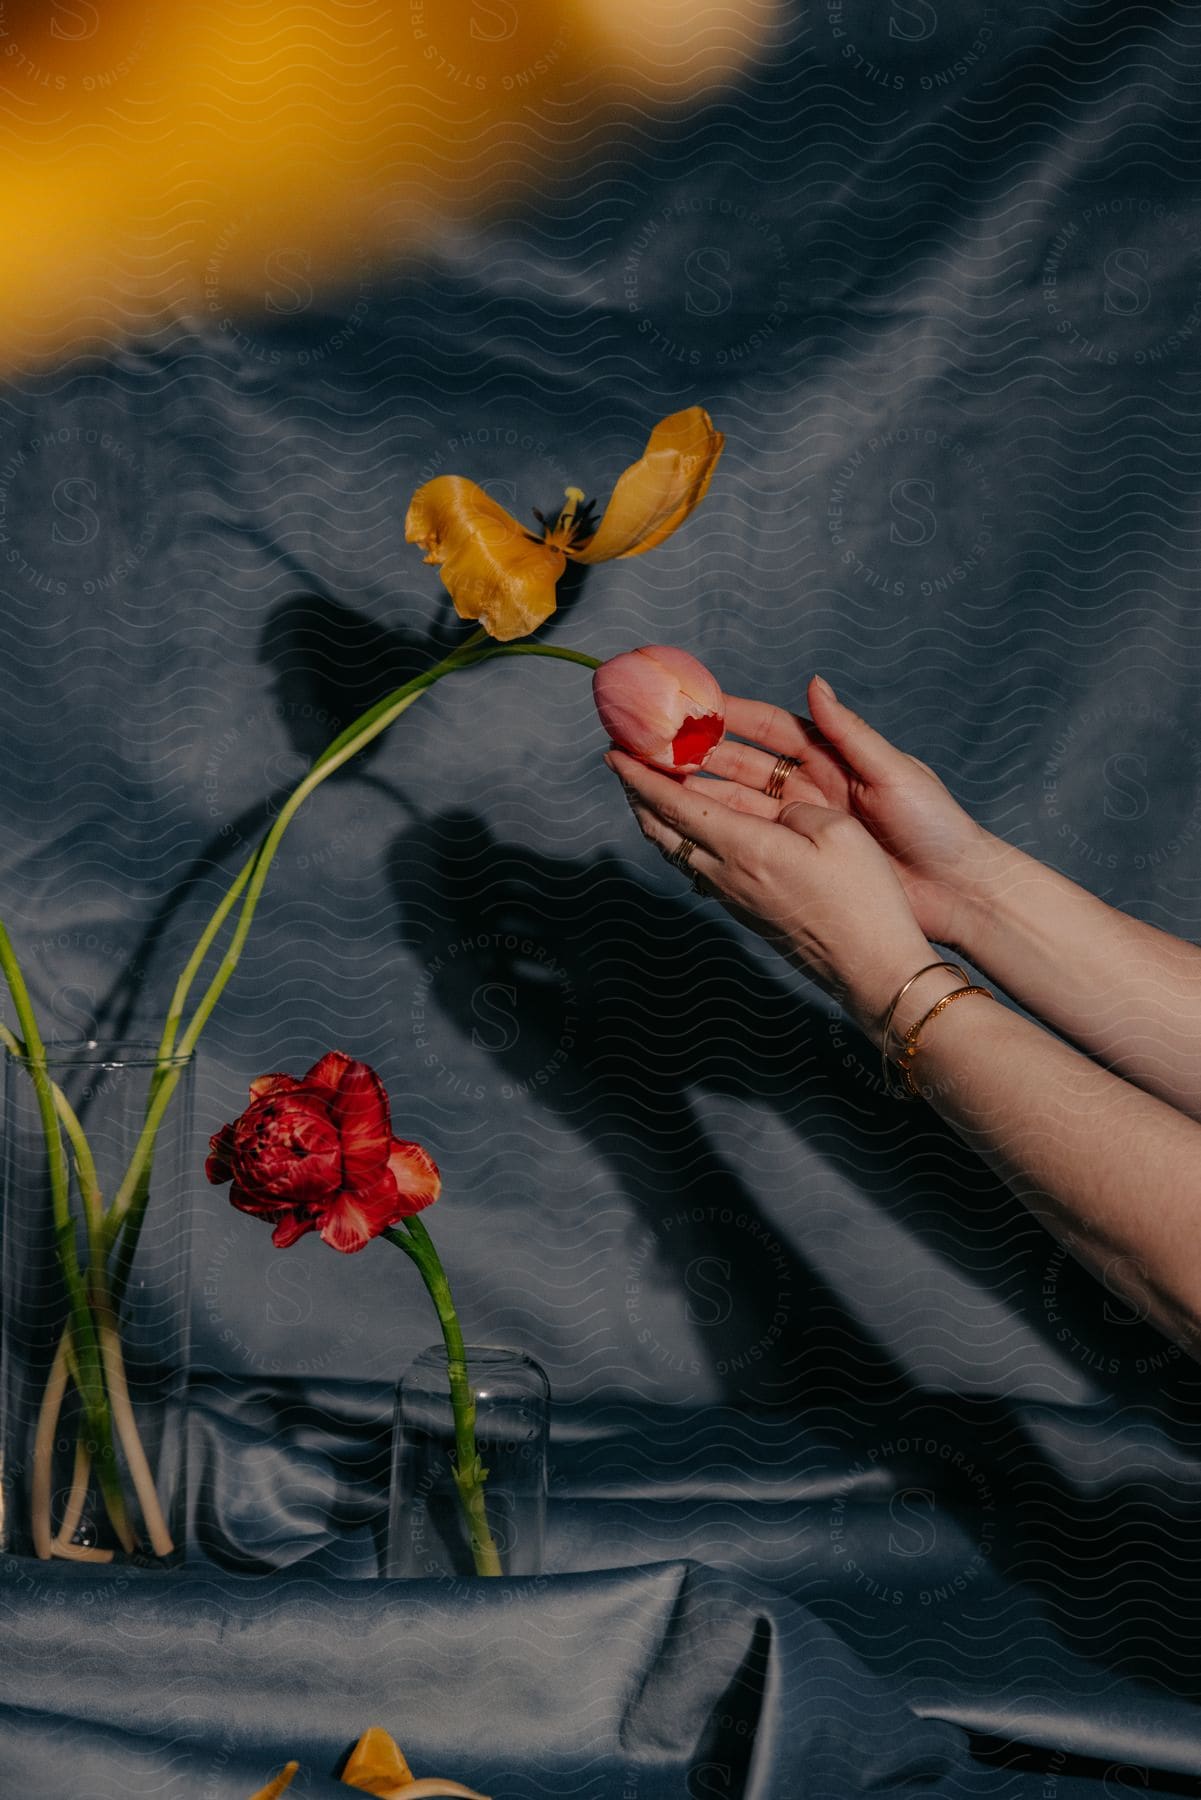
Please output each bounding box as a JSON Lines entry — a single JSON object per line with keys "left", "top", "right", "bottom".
{"left": 342, "top": 1726, "right": 415, "bottom": 1794}
{"left": 339, "top": 1727, "right": 491, "bottom": 1800}
{"left": 391, "top": 1782, "right": 492, "bottom": 1798}
{"left": 405, "top": 478, "right": 566, "bottom": 642}
{"left": 569, "top": 407, "right": 724, "bottom": 565}
{"left": 247, "top": 1762, "right": 299, "bottom": 1800}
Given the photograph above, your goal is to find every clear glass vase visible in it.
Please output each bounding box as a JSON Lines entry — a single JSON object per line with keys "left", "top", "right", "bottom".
{"left": 1, "top": 1043, "right": 193, "bottom": 1566}
{"left": 387, "top": 1344, "right": 549, "bottom": 1579}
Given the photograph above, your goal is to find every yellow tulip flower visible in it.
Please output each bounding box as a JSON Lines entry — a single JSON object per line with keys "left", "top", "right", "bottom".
{"left": 405, "top": 407, "right": 724, "bottom": 641}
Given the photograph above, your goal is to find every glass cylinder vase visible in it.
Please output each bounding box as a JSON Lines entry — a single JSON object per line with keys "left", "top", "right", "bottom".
{"left": 387, "top": 1344, "right": 549, "bottom": 1579}
{"left": 1, "top": 1042, "right": 193, "bottom": 1566}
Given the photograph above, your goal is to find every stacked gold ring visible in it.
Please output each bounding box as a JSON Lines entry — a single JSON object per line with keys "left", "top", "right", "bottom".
{"left": 764, "top": 755, "right": 798, "bottom": 801}
{"left": 668, "top": 837, "right": 698, "bottom": 873}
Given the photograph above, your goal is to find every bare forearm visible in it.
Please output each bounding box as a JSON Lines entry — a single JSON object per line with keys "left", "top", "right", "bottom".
{"left": 883, "top": 986, "right": 1201, "bottom": 1352}
{"left": 957, "top": 834, "right": 1201, "bottom": 1120}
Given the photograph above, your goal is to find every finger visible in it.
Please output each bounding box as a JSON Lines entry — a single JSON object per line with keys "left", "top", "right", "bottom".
{"left": 680, "top": 770, "right": 780, "bottom": 819}
{"left": 608, "top": 778, "right": 725, "bottom": 884}
{"left": 605, "top": 748, "right": 756, "bottom": 859}
{"left": 703, "top": 738, "right": 829, "bottom": 809}
{"left": 806, "top": 675, "right": 904, "bottom": 786}
{"left": 776, "top": 796, "right": 847, "bottom": 849}
{"left": 720, "top": 694, "right": 852, "bottom": 806}
{"left": 722, "top": 694, "right": 816, "bottom": 757}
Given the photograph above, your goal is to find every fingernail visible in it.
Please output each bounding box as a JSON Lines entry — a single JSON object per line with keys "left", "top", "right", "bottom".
{"left": 813, "top": 675, "right": 835, "bottom": 699}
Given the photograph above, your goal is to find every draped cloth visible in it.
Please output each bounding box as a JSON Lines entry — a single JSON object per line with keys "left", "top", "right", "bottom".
{"left": 4, "top": 4, "right": 1201, "bottom": 1795}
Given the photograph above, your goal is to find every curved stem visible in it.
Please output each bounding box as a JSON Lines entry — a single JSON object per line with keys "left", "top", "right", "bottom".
{"left": 91, "top": 1287, "right": 174, "bottom": 1557}
{"left": 0, "top": 1022, "right": 103, "bottom": 1242}
{"left": 52, "top": 1440, "right": 93, "bottom": 1552}
{"left": 30, "top": 1335, "right": 135, "bottom": 1557}
{"left": 0, "top": 942, "right": 129, "bottom": 1551}
{"left": 0, "top": 936, "right": 84, "bottom": 1332}
{"left": 104, "top": 638, "right": 601, "bottom": 1247}
{"left": 157, "top": 854, "right": 257, "bottom": 1064}
{"left": 30, "top": 1338, "right": 70, "bottom": 1560}
{"left": 386, "top": 1220, "right": 502, "bottom": 1577}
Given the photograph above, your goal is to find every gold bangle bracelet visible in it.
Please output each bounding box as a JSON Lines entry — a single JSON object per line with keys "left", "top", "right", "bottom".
{"left": 879, "top": 960, "right": 970, "bottom": 1102}
{"left": 880, "top": 960, "right": 970, "bottom": 1058}
{"left": 896, "top": 984, "right": 994, "bottom": 1099}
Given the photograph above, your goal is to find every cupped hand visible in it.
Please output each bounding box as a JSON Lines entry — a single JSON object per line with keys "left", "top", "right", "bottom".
{"left": 604, "top": 745, "right": 934, "bottom": 1045}
{"left": 695, "top": 676, "right": 994, "bottom": 953}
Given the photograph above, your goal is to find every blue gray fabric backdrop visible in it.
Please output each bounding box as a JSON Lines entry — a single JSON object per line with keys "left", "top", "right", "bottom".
{"left": 3, "top": 3, "right": 1201, "bottom": 1796}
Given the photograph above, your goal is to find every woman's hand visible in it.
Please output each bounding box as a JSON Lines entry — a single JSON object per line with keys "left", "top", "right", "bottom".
{"left": 606, "top": 715, "right": 1201, "bottom": 1357}
{"left": 698, "top": 676, "right": 997, "bottom": 955}
{"left": 604, "top": 744, "right": 936, "bottom": 1048}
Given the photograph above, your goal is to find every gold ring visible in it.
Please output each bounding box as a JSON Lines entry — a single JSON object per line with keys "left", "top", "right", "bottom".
{"left": 764, "top": 755, "right": 798, "bottom": 801}
{"left": 668, "top": 836, "right": 698, "bottom": 872}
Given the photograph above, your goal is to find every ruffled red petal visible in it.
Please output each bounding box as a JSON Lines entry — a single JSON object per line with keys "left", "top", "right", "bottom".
{"left": 205, "top": 1123, "right": 236, "bottom": 1185}
{"left": 329, "top": 1059, "right": 393, "bottom": 1187}
{"left": 271, "top": 1210, "right": 318, "bottom": 1249}
{"left": 227, "top": 1181, "right": 282, "bottom": 1222}
{"left": 248, "top": 1072, "right": 302, "bottom": 1101}
{"left": 318, "top": 1172, "right": 401, "bottom": 1254}
{"left": 303, "top": 1050, "right": 355, "bottom": 1095}
{"left": 230, "top": 1094, "right": 342, "bottom": 1203}
{"left": 388, "top": 1138, "right": 441, "bottom": 1215}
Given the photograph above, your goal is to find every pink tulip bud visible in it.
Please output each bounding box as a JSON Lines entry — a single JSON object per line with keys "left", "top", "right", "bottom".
{"left": 593, "top": 644, "right": 725, "bottom": 774}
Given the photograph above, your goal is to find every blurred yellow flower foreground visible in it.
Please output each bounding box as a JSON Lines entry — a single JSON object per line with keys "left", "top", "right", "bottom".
{"left": 248, "top": 1725, "right": 489, "bottom": 1799}
{"left": 406, "top": 406, "right": 725, "bottom": 641}
{"left": 0, "top": 0, "right": 777, "bottom": 366}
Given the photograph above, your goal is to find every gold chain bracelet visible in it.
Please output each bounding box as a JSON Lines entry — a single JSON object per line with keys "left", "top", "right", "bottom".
{"left": 879, "top": 961, "right": 970, "bottom": 1102}
{"left": 895, "top": 984, "right": 994, "bottom": 1099}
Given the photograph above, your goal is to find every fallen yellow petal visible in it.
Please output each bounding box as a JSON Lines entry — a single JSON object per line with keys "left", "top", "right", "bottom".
{"left": 569, "top": 407, "right": 725, "bottom": 565}
{"left": 341, "top": 1727, "right": 490, "bottom": 1800}
{"left": 247, "top": 1761, "right": 299, "bottom": 1800}
{"left": 342, "top": 1726, "right": 415, "bottom": 1792}
{"left": 405, "top": 477, "right": 566, "bottom": 642}
{"left": 392, "top": 1783, "right": 492, "bottom": 1798}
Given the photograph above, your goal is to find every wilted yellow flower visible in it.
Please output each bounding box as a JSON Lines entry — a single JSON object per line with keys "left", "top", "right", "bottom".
{"left": 405, "top": 407, "right": 725, "bottom": 641}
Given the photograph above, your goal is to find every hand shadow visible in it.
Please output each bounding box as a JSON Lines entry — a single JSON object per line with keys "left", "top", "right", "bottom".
{"left": 385, "top": 807, "right": 1201, "bottom": 1696}
{"left": 386, "top": 806, "right": 935, "bottom": 1411}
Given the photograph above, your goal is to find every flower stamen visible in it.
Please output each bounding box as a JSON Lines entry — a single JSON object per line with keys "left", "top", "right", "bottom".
{"left": 543, "top": 485, "right": 589, "bottom": 549}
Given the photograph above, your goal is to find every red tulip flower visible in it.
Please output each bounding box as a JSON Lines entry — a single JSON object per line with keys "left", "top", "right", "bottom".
{"left": 205, "top": 1051, "right": 440, "bottom": 1253}
{"left": 209, "top": 1053, "right": 500, "bottom": 1572}
{"left": 592, "top": 644, "right": 725, "bottom": 775}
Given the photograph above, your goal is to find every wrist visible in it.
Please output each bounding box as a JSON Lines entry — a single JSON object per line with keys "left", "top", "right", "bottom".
{"left": 942, "top": 828, "right": 1019, "bottom": 961}
{"left": 847, "top": 949, "right": 969, "bottom": 1054}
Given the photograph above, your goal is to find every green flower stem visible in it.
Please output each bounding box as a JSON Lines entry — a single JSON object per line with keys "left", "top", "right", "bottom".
{"left": 0, "top": 947, "right": 130, "bottom": 1547}
{"left": 1, "top": 1016, "right": 174, "bottom": 1553}
{"left": 152, "top": 633, "right": 493, "bottom": 1072}
{"left": 450, "top": 644, "right": 603, "bottom": 674}
{"left": 385, "top": 1218, "right": 503, "bottom": 1577}
{"left": 99, "top": 847, "right": 265, "bottom": 1270}
{"left": 157, "top": 852, "right": 259, "bottom": 1064}
{"left": 0, "top": 1024, "right": 104, "bottom": 1244}
{"left": 0, "top": 941, "right": 99, "bottom": 1397}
